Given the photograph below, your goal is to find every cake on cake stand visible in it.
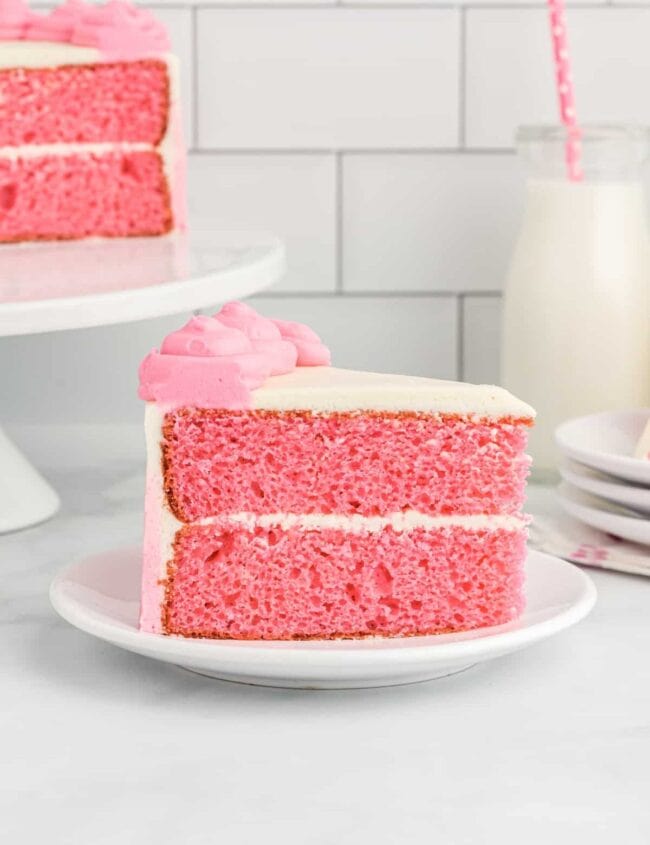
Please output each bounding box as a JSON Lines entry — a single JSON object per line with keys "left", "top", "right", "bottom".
{"left": 0, "top": 230, "right": 285, "bottom": 533}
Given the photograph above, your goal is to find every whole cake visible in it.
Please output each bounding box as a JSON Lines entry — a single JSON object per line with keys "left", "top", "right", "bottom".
{"left": 0, "top": 0, "right": 185, "bottom": 242}
{"left": 139, "top": 302, "right": 535, "bottom": 640}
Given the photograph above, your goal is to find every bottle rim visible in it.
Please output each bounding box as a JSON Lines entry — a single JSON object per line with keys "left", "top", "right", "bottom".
{"left": 516, "top": 124, "right": 649, "bottom": 145}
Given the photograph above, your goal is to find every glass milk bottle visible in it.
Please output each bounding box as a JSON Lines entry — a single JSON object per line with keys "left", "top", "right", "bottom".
{"left": 502, "top": 125, "right": 650, "bottom": 478}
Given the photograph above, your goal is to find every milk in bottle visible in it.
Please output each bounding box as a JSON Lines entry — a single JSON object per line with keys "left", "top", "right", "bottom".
{"left": 502, "top": 126, "right": 650, "bottom": 477}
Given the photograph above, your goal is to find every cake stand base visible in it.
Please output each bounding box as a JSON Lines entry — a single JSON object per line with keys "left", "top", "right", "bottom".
{"left": 0, "top": 427, "right": 60, "bottom": 533}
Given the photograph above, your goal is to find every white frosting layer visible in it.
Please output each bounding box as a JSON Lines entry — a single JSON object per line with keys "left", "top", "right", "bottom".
{"left": 199, "top": 511, "right": 526, "bottom": 532}
{"left": 0, "top": 141, "right": 151, "bottom": 159}
{"left": 145, "top": 403, "right": 165, "bottom": 456}
{"left": 251, "top": 367, "right": 535, "bottom": 418}
{"left": 0, "top": 40, "right": 99, "bottom": 68}
{"left": 159, "top": 53, "right": 185, "bottom": 228}
{"left": 140, "top": 404, "right": 172, "bottom": 631}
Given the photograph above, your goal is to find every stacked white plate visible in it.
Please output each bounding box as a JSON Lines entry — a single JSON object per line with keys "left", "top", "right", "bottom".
{"left": 555, "top": 410, "right": 650, "bottom": 547}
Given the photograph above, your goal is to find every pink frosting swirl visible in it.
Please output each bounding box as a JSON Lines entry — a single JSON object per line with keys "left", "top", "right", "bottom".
{"left": 0, "top": 0, "right": 170, "bottom": 58}
{"left": 0, "top": 0, "right": 26, "bottom": 38}
{"left": 138, "top": 302, "right": 331, "bottom": 409}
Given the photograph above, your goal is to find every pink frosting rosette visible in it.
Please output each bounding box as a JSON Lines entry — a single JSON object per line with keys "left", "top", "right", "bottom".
{"left": 0, "top": 0, "right": 170, "bottom": 59}
{"left": 0, "top": 0, "right": 28, "bottom": 38}
{"left": 139, "top": 302, "right": 331, "bottom": 409}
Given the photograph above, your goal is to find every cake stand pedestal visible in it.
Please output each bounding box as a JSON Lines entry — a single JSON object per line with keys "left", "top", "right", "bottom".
{"left": 0, "top": 427, "right": 61, "bottom": 533}
{"left": 0, "top": 230, "right": 285, "bottom": 533}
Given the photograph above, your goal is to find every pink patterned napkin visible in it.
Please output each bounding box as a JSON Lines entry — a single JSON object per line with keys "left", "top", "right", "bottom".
{"left": 527, "top": 485, "right": 650, "bottom": 577}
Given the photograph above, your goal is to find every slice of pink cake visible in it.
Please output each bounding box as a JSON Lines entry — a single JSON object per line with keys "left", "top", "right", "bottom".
{"left": 139, "top": 302, "right": 535, "bottom": 640}
{"left": 0, "top": 0, "right": 186, "bottom": 242}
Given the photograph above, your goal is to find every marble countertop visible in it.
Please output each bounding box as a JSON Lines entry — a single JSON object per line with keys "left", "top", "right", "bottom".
{"left": 3, "top": 425, "right": 650, "bottom": 845}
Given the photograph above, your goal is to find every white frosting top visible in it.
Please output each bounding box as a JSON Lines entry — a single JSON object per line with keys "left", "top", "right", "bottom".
{"left": 251, "top": 367, "right": 535, "bottom": 418}
{"left": 0, "top": 41, "right": 176, "bottom": 69}
{"left": 0, "top": 40, "right": 99, "bottom": 67}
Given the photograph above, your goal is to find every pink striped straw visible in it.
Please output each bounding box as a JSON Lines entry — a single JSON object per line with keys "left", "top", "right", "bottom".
{"left": 547, "top": 0, "right": 582, "bottom": 180}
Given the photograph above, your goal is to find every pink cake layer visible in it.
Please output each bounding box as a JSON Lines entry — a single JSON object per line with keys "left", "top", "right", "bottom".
{"left": 0, "top": 60, "right": 169, "bottom": 146}
{"left": 163, "top": 522, "right": 526, "bottom": 639}
{"left": 162, "top": 410, "right": 531, "bottom": 522}
{"left": 0, "top": 150, "right": 172, "bottom": 241}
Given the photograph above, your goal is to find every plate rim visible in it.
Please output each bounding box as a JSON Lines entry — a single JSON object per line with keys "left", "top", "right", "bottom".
{"left": 559, "top": 461, "right": 650, "bottom": 511}
{"left": 49, "top": 547, "right": 597, "bottom": 670}
{"left": 555, "top": 410, "right": 650, "bottom": 484}
{"left": 558, "top": 481, "right": 650, "bottom": 547}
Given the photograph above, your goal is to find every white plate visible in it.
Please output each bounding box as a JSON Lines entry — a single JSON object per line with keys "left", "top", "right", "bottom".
{"left": 560, "top": 459, "right": 650, "bottom": 516}
{"left": 558, "top": 481, "right": 650, "bottom": 547}
{"left": 50, "top": 547, "right": 596, "bottom": 689}
{"left": 555, "top": 410, "right": 650, "bottom": 485}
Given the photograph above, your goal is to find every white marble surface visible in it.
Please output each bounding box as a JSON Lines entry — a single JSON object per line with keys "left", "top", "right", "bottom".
{"left": 3, "top": 425, "right": 650, "bottom": 845}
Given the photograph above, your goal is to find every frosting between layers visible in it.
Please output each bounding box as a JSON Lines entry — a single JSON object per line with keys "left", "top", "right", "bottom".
{"left": 0, "top": 0, "right": 170, "bottom": 59}
{"left": 199, "top": 511, "right": 527, "bottom": 533}
{"left": 0, "top": 140, "right": 151, "bottom": 158}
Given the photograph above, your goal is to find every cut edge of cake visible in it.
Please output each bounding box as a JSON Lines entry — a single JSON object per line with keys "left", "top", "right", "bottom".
{"left": 141, "top": 365, "right": 534, "bottom": 639}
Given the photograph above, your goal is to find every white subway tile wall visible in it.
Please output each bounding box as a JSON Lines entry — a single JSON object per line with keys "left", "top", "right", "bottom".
{"left": 466, "top": 8, "right": 650, "bottom": 148}
{"left": 196, "top": 9, "right": 460, "bottom": 150}
{"left": 250, "top": 295, "right": 458, "bottom": 379}
{"left": 462, "top": 295, "right": 502, "bottom": 386}
{"left": 3, "top": 2, "right": 649, "bottom": 422}
{"left": 188, "top": 155, "right": 337, "bottom": 293}
{"left": 342, "top": 153, "right": 522, "bottom": 293}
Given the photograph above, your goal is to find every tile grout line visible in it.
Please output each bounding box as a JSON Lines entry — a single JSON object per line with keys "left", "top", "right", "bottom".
{"left": 458, "top": 6, "right": 466, "bottom": 149}
{"left": 456, "top": 294, "right": 465, "bottom": 381}
{"left": 161, "top": 2, "right": 456, "bottom": 8}
{"left": 142, "top": 2, "right": 617, "bottom": 8}
{"left": 187, "top": 147, "right": 518, "bottom": 156}
{"left": 31, "top": 1, "right": 618, "bottom": 7}
{"left": 254, "top": 290, "right": 501, "bottom": 299}
{"left": 191, "top": 5, "right": 200, "bottom": 150}
{"left": 141, "top": 2, "right": 623, "bottom": 9}
{"left": 335, "top": 151, "right": 344, "bottom": 294}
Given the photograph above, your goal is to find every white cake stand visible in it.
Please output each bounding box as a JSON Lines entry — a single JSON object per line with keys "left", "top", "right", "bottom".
{"left": 0, "top": 231, "right": 285, "bottom": 533}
